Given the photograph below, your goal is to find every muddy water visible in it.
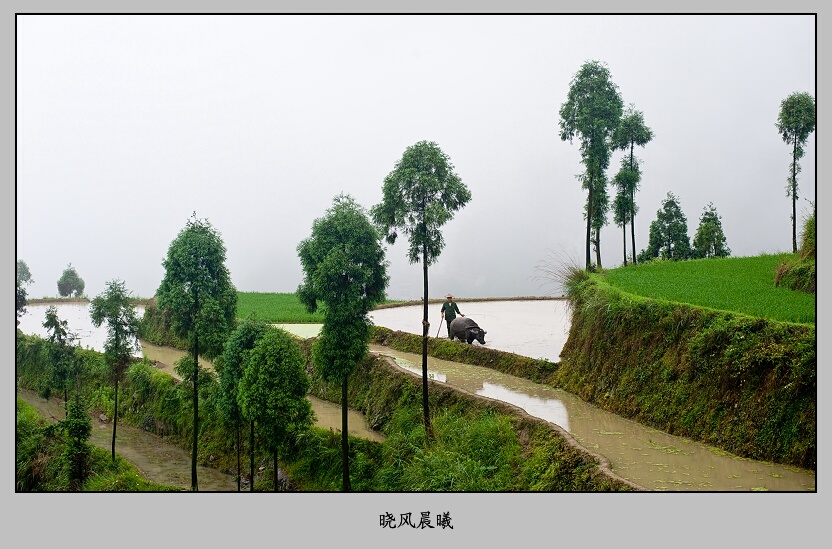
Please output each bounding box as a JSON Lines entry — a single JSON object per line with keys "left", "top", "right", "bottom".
{"left": 368, "top": 345, "right": 815, "bottom": 492}
{"left": 17, "top": 388, "right": 238, "bottom": 491}
{"left": 369, "top": 300, "right": 572, "bottom": 362}
{"left": 17, "top": 302, "right": 146, "bottom": 357}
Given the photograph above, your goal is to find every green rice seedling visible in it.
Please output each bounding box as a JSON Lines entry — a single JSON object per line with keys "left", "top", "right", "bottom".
{"left": 600, "top": 254, "right": 815, "bottom": 325}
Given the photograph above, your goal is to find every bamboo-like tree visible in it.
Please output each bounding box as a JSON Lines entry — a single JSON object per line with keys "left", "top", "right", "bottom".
{"left": 90, "top": 279, "right": 140, "bottom": 461}
{"left": 237, "top": 327, "right": 313, "bottom": 492}
{"left": 559, "top": 60, "right": 624, "bottom": 270}
{"left": 611, "top": 104, "right": 653, "bottom": 265}
{"left": 371, "top": 141, "right": 470, "bottom": 439}
{"left": 42, "top": 305, "right": 78, "bottom": 414}
{"left": 776, "top": 91, "right": 816, "bottom": 253}
{"left": 298, "top": 193, "right": 389, "bottom": 490}
{"left": 217, "top": 316, "right": 268, "bottom": 491}
{"left": 692, "top": 202, "right": 731, "bottom": 259}
{"left": 156, "top": 213, "right": 237, "bottom": 491}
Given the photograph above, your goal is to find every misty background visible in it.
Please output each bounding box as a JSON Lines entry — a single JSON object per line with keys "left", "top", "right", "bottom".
{"left": 16, "top": 14, "right": 816, "bottom": 302}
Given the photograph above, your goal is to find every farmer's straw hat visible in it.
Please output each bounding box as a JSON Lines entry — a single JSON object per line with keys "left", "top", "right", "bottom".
{"left": 445, "top": 293, "right": 453, "bottom": 298}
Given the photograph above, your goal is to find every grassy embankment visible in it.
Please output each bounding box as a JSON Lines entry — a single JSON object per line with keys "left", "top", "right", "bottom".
{"left": 554, "top": 253, "right": 815, "bottom": 470}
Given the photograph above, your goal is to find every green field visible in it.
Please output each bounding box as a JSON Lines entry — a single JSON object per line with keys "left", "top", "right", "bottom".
{"left": 599, "top": 253, "right": 815, "bottom": 325}
{"left": 236, "top": 292, "right": 327, "bottom": 323}
{"left": 236, "top": 292, "right": 406, "bottom": 323}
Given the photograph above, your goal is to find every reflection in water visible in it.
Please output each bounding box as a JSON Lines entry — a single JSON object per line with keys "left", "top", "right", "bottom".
{"left": 371, "top": 345, "right": 815, "bottom": 492}
{"left": 307, "top": 395, "right": 386, "bottom": 442}
{"left": 18, "top": 302, "right": 146, "bottom": 357}
{"left": 477, "top": 382, "right": 570, "bottom": 432}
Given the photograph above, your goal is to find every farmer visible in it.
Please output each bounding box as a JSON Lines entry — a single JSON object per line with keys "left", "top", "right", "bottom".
{"left": 440, "top": 293, "right": 464, "bottom": 338}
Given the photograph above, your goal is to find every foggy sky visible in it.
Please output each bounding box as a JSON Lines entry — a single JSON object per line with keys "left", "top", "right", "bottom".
{"left": 16, "top": 14, "right": 816, "bottom": 301}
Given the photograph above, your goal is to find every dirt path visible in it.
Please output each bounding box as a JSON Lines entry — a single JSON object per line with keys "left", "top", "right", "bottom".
{"left": 17, "top": 388, "right": 238, "bottom": 492}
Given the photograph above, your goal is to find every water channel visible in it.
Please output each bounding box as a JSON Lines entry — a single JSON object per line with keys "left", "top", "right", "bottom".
{"left": 17, "top": 301, "right": 816, "bottom": 491}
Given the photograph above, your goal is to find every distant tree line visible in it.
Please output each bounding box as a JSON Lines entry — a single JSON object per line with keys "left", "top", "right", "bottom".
{"left": 559, "top": 59, "right": 814, "bottom": 268}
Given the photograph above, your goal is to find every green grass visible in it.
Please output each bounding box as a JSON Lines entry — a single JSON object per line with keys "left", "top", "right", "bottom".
{"left": 599, "top": 254, "right": 815, "bottom": 325}
{"left": 236, "top": 292, "right": 327, "bottom": 323}
{"left": 236, "top": 292, "right": 405, "bottom": 323}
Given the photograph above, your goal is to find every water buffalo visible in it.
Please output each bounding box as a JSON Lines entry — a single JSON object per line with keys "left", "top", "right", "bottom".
{"left": 449, "top": 317, "right": 487, "bottom": 345}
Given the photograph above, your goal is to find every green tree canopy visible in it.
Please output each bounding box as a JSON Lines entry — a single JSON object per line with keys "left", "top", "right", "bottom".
{"left": 611, "top": 104, "right": 653, "bottom": 265}
{"left": 17, "top": 260, "right": 33, "bottom": 287}
{"left": 371, "top": 141, "right": 470, "bottom": 440}
{"left": 16, "top": 260, "right": 34, "bottom": 318}
{"left": 692, "top": 203, "right": 731, "bottom": 259}
{"left": 237, "top": 327, "right": 313, "bottom": 492}
{"left": 216, "top": 316, "right": 269, "bottom": 491}
{"left": 638, "top": 192, "right": 691, "bottom": 262}
{"left": 776, "top": 91, "right": 816, "bottom": 253}
{"left": 57, "top": 264, "right": 85, "bottom": 298}
{"left": 559, "top": 60, "right": 624, "bottom": 270}
{"left": 156, "top": 213, "right": 237, "bottom": 491}
{"left": 299, "top": 193, "right": 389, "bottom": 490}
{"left": 42, "top": 306, "right": 80, "bottom": 411}
{"left": 90, "top": 279, "right": 141, "bottom": 460}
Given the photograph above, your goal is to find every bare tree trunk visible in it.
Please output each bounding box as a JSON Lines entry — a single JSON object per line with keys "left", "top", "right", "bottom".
{"left": 595, "top": 227, "right": 602, "bottom": 269}
{"left": 792, "top": 139, "right": 798, "bottom": 253}
{"left": 342, "top": 376, "right": 351, "bottom": 492}
{"left": 111, "top": 378, "right": 118, "bottom": 461}
{"left": 586, "top": 187, "right": 594, "bottom": 270}
{"left": 274, "top": 448, "right": 279, "bottom": 492}
{"left": 191, "top": 331, "right": 199, "bottom": 492}
{"left": 421, "top": 242, "right": 433, "bottom": 440}
{"left": 249, "top": 420, "right": 255, "bottom": 492}
{"left": 622, "top": 223, "right": 628, "bottom": 266}
{"left": 236, "top": 421, "right": 241, "bottom": 491}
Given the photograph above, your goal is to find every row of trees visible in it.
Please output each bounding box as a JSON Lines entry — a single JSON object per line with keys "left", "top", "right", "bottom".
{"left": 559, "top": 60, "right": 815, "bottom": 269}
{"left": 151, "top": 140, "right": 470, "bottom": 491}
{"left": 638, "top": 193, "right": 730, "bottom": 262}
{"left": 558, "top": 60, "right": 653, "bottom": 270}
{"left": 21, "top": 138, "right": 469, "bottom": 493}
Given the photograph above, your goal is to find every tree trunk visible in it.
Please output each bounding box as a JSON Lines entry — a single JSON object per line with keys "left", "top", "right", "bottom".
{"left": 342, "top": 376, "right": 351, "bottom": 492}
{"left": 236, "top": 420, "right": 241, "bottom": 491}
{"left": 630, "top": 143, "right": 637, "bottom": 265}
{"left": 595, "top": 227, "right": 602, "bottom": 269}
{"left": 272, "top": 445, "right": 279, "bottom": 492}
{"left": 586, "top": 185, "right": 594, "bottom": 270}
{"left": 421, "top": 242, "right": 433, "bottom": 440}
{"left": 249, "top": 420, "right": 255, "bottom": 492}
{"left": 191, "top": 331, "right": 199, "bottom": 492}
{"left": 622, "top": 223, "right": 628, "bottom": 266}
{"left": 792, "top": 139, "right": 798, "bottom": 253}
{"left": 111, "top": 378, "right": 118, "bottom": 461}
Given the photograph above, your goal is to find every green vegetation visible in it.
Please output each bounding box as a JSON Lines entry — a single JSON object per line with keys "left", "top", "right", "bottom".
{"left": 558, "top": 263, "right": 816, "bottom": 470}
{"left": 600, "top": 254, "right": 815, "bottom": 325}
{"left": 298, "top": 193, "right": 390, "bottom": 491}
{"left": 371, "top": 140, "right": 472, "bottom": 440}
{"left": 775, "top": 208, "right": 816, "bottom": 294}
{"left": 16, "top": 397, "right": 180, "bottom": 492}
{"left": 57, "top": 263, "right": 85, "bottom": 298}
{"left": 237, "top": 292, "right": 327, "bottom": 323}
{"left": 17, "top": 328, "right": 631, "bottom": 492}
